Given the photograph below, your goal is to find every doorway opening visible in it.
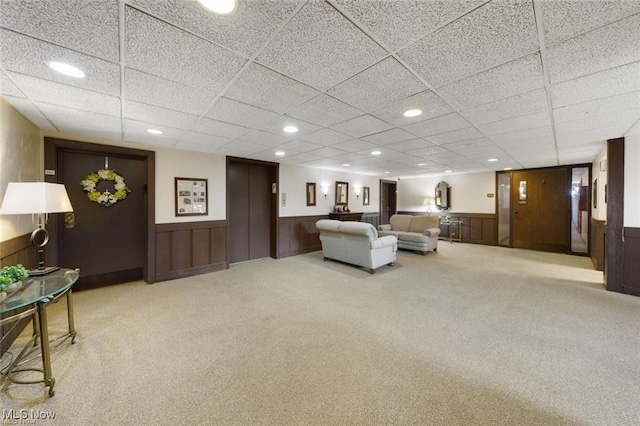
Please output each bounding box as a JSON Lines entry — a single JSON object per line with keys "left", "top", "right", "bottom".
{"left": 379, "top": 180, "right": 397, "bottom": 225}
{"left": 570, "top": 166, "right": 590, "bottom": 255}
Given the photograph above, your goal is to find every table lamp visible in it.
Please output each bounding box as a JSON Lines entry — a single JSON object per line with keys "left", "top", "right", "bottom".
{"left": 0, "top": 182, "right": 74, "bottom": 275}
{"left": 423, "top": 196, "right": 436, "bottom": 215}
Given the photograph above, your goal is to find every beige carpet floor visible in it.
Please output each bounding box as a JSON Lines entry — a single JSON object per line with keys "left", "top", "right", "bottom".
{"left": 1, "top": 242, "right": 640, "bottom": 425}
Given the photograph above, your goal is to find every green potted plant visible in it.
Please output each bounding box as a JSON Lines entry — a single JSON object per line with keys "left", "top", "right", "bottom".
{"left": 0, "top": 264, "right": 29, "bottom": 302}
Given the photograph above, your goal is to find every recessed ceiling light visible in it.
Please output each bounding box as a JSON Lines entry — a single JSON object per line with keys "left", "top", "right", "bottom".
{"left": 417, "top": 163, "right": 425, "bottom": 166}
{"left": 48, "top": 62, "right": 85, "bottom": 78}
{"left": 371, "top": 150, "right": 381, "bottom": 156}
{"left": 275, "top": 151, "right": 285, "bottom": 156}
{"left": 147, "top": 129, "right": 163, "bottom": 135}
{"left": 283, "top": 125, "right": 298, "bottom": 133}
{"left": 503, "top": 167, "right": 513, "bottom": 170}
{"left": 445, "top": 170, "right": 452, "bottom": 173}
{"left": 487, "top": 158, "right": 498, "bottom": 162}
{"left": 384, "top": 171, "right": 391, "bottom": 174}
{"left": 403, "top": 109, "right": 422, "bottom": 118}
{"left": 198, "top": 0, "right": 237, "bottom": 14}
{"left": 343, "top": 163, "right": 350, "bottom": 167}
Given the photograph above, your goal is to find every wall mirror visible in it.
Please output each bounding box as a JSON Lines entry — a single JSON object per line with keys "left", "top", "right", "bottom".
{"left": 335, "top": 181, "right": 349, "bottom": 205}
{"left": 306, "top": 182, "right": 316, "bottom": 206}
{"left": 435, "top": 181, "right": 450, "bottom": 210}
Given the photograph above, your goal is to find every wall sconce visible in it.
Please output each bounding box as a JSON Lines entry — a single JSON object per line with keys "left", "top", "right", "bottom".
{"left": 321, "top": 185, "right": 329, "bottom": 199}
{"left": 354, "top": 186, "right": 361, "bottom": 199}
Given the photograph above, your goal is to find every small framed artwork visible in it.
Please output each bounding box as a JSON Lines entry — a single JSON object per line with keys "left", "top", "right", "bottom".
{"left": 518, "top": 180, "right": 527, "bottom": 204}
{"left": 175, "top": 177, "right": 208, "bottom": 216}
{"left": 363, "top": 186, "right": 370, "bottom": 206}
{"left": 306, "top": 182, "right": 316, "bottom": 207}
{"left": 593, "top": 179, "right": 598, "bottom": 208}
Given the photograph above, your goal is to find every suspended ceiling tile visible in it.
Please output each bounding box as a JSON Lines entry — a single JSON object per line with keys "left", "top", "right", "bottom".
{"left": 308, "top": 146, "right": 350, "bottom": 158}
{"left": 0, "top": 71, "right": 25, "bottom": 97}
{"left": 38, "top": 102, "right": 122, "bottom": 139}
{"left": 540, "top": 0, "right": 640, "bottom": 46}
{"left": 125, "top": 7, "right": 246, "bottom": 91}
{"left": 627, "top": 118, "right": 640, "bottom": 136}
{"left": 179, "top": 131, "right": 232, "bottom": 149}
{"left": 289, "top": 94, "right": 363, "bottom": 127}
{"left": 124, "top": 68, "right": 217, "bottom": 116}
{"left": 397, "top": 0, "right": 538, "bottom": 88}
{"left": 327, "top": 57, "right": 426, "bottom": 112}
{"left": 172, "top": 141, "right": 219, "bottom": 153}
{"left": 256, "top": 1, "right": 386, "bottom": 91}
{"left": 403, "top": 112, "right": 471, "bottom": 138}
{"left": 362, "top": 128, "right": 416, "bottom": 145}
{"left": 461, "top": 88, "right": 548, "bottom": 126}
{"left": 438, "top": 53, "right": 545, "bottom": 110}
{"left": 124, "top": 100, "right": 198, "bottom": 130}
{"left": 331, "top": 115, "right": 394, "bottom": 138}
{"left": 273, "top": 139, "right": 324, "bottom": 153}
{"left": 490, "top": 125, "right": 554, "bottom": 145}
{"left": 0, "top": 0, "right": 119, "bottom": 62}
{"left": 7, "top": 72, "right": 120, "bottom": 117}
{"left": 235, "top": 129, "right": 288, "bottom": 147}
{"left": 256, "top": 115, "right": 321, "bottom": 137}
{"left": 427, "top": 128, "right": 485, "bottom": 145}
{"left": 330, "top": 139, "right": 378, "bottom": 153}
{"left": 128, "top": 0, "right": 300, "bottom": 57}
{"left": 547, "top": 14, "right": 640, "bottom": 84}
{"left": 477, "top": 111, "right": 551, "bottom": 136}
{"left": 406, "top": 145, "right": 450, "bottom": 157}
{"left": 556, "top": 125, "right": 628, "bottom": 147}
{"left": 386, "top": 138, "right": 435, "bottom": 152}
{"left": 2, "top": 96, "right": 56, "bottom": 131}
{"left": 334, "top": 0, "right": 487, "bottom": 51}
{"left": 555, "top": 109, "right": 639, "bottom": 135}
{"left": 300, "top": 128, "right": 353, "bottom": 145}
{"left": 554, "top": 92, "right": 640, "bottom": 124}
{"left": 123, "top": 118, "right": 185, "bottom": 146}
{"left": 0, "top": 29, "right": 121, "bottom": 96}
{"left": 204, "top": 97, "right": 281, "bottom": 128}
{"left": 371, "top": 90, "right": 454, "bottom": 126}
{"left": 191, "top": 117, "right": 250, "bottom": 139}
{"left": 280, "top": 152, "right": 324, "bottom": 164}
{"left": 551, "top": 61, "right": 640, "bottom": 108}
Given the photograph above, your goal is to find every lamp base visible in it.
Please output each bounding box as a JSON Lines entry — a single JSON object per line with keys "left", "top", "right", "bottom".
{"left": 28, "top": 266, "right": 60, "bottom": 276}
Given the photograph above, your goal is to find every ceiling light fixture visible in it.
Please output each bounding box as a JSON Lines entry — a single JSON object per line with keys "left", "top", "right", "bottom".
{"left": 503, "top": 167, "right": 513, "bottom": 171}
{"left": 445, "top": 170, "right": 452, "bottom": 173}
{"left": 147, "top": 129, "right": 163, "bottom": 135}
{"left": 487, "top": 158, "right": 498, "bottom": 162}
{"left": 417, "top": 163, "right": 425, "bottom": 166}
{"left": 384, "top": 171, "right": 391, "bottom": 174}
{"left": 48, "top": 62, "right": 85, "bottom": 78}
{"left": 198, "top": 0, "right": 237, "bottom": 14}
{"left": 371, "top": 150, "right": 381, "bottom": 156}
{"left": 343, "top": 163, "right": 350, "bottom": 167}
{"left": 403, "top": 109, "right": 422, "bottom": 118}
{"left": 275, "top": 151, "right": 285, "bottom": 156}
{"left": 283, "top": 125, "right": 298, "bottom": 133}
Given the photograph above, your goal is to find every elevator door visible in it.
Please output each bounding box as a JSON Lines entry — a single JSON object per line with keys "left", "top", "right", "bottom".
{"left": 228, "top": 160, "right": 275, "bottom": 263}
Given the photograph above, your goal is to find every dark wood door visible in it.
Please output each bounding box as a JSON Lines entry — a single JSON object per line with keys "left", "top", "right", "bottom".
{"left": 512, "top": 168, "right": 569, "bottom": 253}
{"left": 61, "top": 151, "right": 146, "bottom": 290}
{"left": 228, "top": 160, "right": 274, "bottom": 263}
{"left": 380, "top": 180, "right": 397, "bottom": 225}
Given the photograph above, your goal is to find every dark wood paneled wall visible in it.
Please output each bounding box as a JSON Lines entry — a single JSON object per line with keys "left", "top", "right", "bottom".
{"left": 398, "top": 211, "right": 497, "bottom": 245}
{"left": 278, "top": 215, "right": 325, "bottom": 258}
{"left": 1, "top": 233, "right": 36, "bottom": 355}
{"left": 361, "top": 212, "right": 380, "bottom": 229}
{"left": 155, "top": 221, "right": 227, "bottom": 282}
{"left": 590, "top": 218, "right": 606, "bottom": 271}
{"left": 623, "top": 227, "right": 640, "bottom": 296}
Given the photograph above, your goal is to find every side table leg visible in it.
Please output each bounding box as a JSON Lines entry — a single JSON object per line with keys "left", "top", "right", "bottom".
{"left": 66, "top": 290, "right": 76, "bottom": 343}
{"left": 36, "top": 302, "right": 56, "bottom": 397}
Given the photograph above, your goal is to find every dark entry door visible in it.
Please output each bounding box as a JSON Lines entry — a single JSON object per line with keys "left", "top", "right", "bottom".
{"left": 228, "top": 160, "right": 275, "bottom": 263}
{"left": 61, "top": 151, "right": 146, "bottom": 290}
{"left": 380, "top": 180, "right": 397, "bottom": 225}
{"left": 512, "top": 168, "right": 569, "bottom": 253}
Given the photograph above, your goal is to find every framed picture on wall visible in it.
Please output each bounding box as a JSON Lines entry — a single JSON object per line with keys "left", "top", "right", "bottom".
{"left": 306, "top": 182, "right": 316, "bottom": 206}
{"left": 175, "top": 177, "right": 208, "bottom": 216}
{"left": 363, "top": 186, "right": 370, "bottom": 206}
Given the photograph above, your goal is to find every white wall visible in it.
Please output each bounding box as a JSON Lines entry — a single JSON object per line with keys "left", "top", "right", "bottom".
{"left": 625, "top": 133, "right": 639, "bottom": 227}
{"left": 398, "top": 172, "right": 496, "bottom": 214}
{"left": 0, "top": 98, "right": 42, "bottom": 242}
{"left": 592, "top": 146, "right": 608, "bottom": 221}
{"left": 278, "top": 164, "right": 381, "bottom": 217}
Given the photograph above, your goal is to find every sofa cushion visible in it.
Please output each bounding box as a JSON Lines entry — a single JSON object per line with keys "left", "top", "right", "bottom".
{"left": 408, "top": 215, "right": 440, "bottom": 233}
{"left": 395, "top": 231, "right": 429, "bottom": 243}
{"left": 389, "top": 214, "right": 413, "bottom": 232}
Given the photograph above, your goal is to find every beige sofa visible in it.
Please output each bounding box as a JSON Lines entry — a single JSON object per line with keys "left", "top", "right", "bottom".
{"left": 316, "top": 219, "right": 397, "bottom": 274}
{"left": 378, "top": 214, "right": 440, "bottom": 255}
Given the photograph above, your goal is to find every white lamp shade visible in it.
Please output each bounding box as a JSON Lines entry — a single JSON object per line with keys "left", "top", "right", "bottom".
{"left": 0, "top": 182, "right": 73, "bottom": 215}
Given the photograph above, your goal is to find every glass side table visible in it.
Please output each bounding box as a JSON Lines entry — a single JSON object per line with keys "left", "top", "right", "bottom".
{"left": 440, "top": 219, "right": 463, "bottom": 243}
{"left": 0, "top": 268, "right": 79, "bottom": 397}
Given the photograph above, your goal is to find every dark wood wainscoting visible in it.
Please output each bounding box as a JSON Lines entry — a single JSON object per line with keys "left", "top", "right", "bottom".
{"left": 278, "top": 215, "right": 325, "bottom": 258}
{"left": 590, "top": 218, "right": 606, "bottom": 271}
{"left": 361, "top": 212, "right": 380, "bottom": 228}
{"left": 623, "top": 227, "right": 640, "bottom": 296}
{"left": 1, "top": 233, "right": 36, "bottom": 355}
{"left": 398, "top": 211, "right": 497, "bottom": 245}
{"left": 155, "top": 221, "right": 227, "bottom": 282}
